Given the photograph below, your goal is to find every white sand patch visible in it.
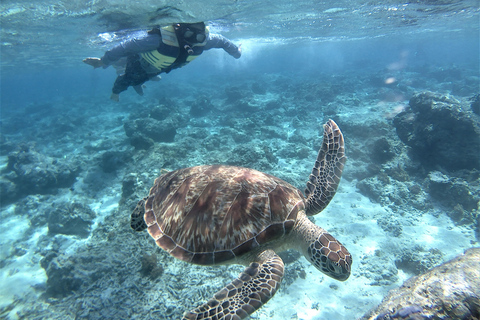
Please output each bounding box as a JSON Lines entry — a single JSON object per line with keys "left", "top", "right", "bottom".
{"left": 0, "top": 205, "right": 47, "bottom": 314}
{"left": 90, "top": 190, "right": 121, "bottom": 226}
{"left": 402, "top": 213, "right": 475, "bottom": 261}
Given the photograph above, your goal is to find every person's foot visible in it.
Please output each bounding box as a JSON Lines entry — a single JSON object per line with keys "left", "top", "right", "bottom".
{"left": 110, "top": 93, "right": 120, "bottom": 102}
{"left": 133, "top": 85, "right": 144, "bottom": 96}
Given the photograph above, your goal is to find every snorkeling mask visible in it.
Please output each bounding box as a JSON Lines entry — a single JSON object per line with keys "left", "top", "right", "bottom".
{"left": 183, "top": 28, "right": 206, "bottom": 43}
{"left": 178, "top": 22, "right": 207, "bottom": 45}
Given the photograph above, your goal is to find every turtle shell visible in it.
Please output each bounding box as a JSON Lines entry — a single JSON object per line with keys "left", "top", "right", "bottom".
{"left": 144, "top": 165, "right": 305, "bottom": 265}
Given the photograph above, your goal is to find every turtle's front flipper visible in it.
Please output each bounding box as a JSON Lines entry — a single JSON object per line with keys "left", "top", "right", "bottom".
{"left": 305, "top": 119, "right": 346, "bottom": 216}
{"left": 183, "top": 250, "right": 284, "bottom": 320}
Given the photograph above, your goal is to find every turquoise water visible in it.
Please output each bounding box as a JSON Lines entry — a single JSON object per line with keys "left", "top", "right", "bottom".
{"left": 1, "top": 1, "right": 479, "bottom": 319}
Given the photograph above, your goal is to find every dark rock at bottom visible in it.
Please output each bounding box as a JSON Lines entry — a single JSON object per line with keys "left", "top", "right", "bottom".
{"left": 360, "top": 247, "right": 480, "bottom": 320}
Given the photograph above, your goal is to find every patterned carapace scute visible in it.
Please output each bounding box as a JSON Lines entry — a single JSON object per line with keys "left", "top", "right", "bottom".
{"left": 144, "top": 165, "right": 305, "bottom": 265}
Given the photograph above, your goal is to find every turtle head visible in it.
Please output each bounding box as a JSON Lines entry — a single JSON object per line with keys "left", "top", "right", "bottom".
{"left": 131, "top": 197, "right": 148, "bottom": 232}
{"left": 305, "top": 228, "right": 352, "bottom": 281}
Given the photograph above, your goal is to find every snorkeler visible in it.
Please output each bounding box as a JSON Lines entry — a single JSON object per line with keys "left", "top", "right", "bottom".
{"left": 84, "top": 22, "right": 241, "bottom": 101}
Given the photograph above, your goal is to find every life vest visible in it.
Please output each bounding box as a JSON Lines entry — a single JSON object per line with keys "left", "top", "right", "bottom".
{"left": 140, "top": 25, "right": 209, "bottom": 72}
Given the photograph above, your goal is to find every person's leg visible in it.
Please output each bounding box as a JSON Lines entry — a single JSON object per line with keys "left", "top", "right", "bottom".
{"left": 112, "top": 74, "right": 131, "bottom": 94}
{"left": 111, "top": 55, "right": 150, "bottom": 100}
{"left": 132, "top": 85, "right": 144, "bottom": 96}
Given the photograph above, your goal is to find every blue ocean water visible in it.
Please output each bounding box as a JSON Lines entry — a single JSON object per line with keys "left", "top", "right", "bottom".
{"left": 1, "top": 1, "right": 479, "bottom": 319}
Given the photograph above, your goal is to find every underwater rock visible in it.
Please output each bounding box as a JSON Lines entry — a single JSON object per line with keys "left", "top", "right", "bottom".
{"left": 100, "top": 150, "right": 131, "bottom": 173}
{"left": 189, "top": 96, "right": 213, "bottom": 117}
{"left": 476, "top": 214, "right": 480, "bottom": 241}
{"left": 230, "top": 100, "right": 258, "bottom": 113}
{"left": 251, "top": 82, "right": 267, "bottom": 95}
{"left": 121, "top": 174, "right": 136, "bottom": 201}
{"left": 201, "top": 134, "right": 222, "bottom": 151}
{"left": 265, "top": 100, "right": 282, "bottom": 110}
{"left": 356, "top": 173, "right": 432, "bottom": 213}
{"left": 394, "top": 246, "right": 443, "bottom": 275}
{"left": 14, "top": 195, "right": 50, "bottom": 227}
{"left": 377, "top": 216, "right": 402, "bottom": 237}
{"left": 429, "top": 66, "right": 463, "bottom": 82}
{"left": 370, "top": 137, "right": 395, "bottom": 164}
{"left": 356, "top": 176, "right": 385, "bottom": 203}
{"left": 393, "top": 91, "right": 480, "bottom": 171}
{"left": 0, "top": 132, "right": 16, "bottom": 154}
{"left": 186, "top": 127, "right": 210, "bottom": 140}
{"left": 41, "top": 248, "right": 111, "bottom": 298}
{"left": 384, "top": 165, "right": 411, "bottom": 183}
{"left": 124, "top": 103, "right": 188, "bottom": 148}
{"left": 43, "top": 253, "right": 83, "bottom": 297}
{"left": 225, "top": 85, "right": 248, "bottom": 102}
{"left": 226, "top": 144, "right": 277, "bottom": 171}
{"left": 0, "top": 177, "right": 18, "bottom": 204}
{"left": 277, "top": 143, "right": 311, "bottom": 161}
{"left": 40, "top": 234, "right": 128, "bottom": 300}
{"left": 149, "top": 104, "right": 171, "bottom": 121}
{"left": 120, "top": 173, "right": 141, "bottom": 208}
{"left": 427, "top": 171, "right": 479, "bottom": 224}
{"left": 360, "top": 247, "right": 480, "bottom": 320}
{"left": 140, "top": 253, "right": 164, "bottom": 279}
{"left": 130, "top": 133, "right": 154, "bottom": 150}
{"left": 48, "top": 202, "right": 96, "bottom": 237}
{"left": 360, "top": 253, "right": 399, "bottom": 286}
{"left": 261, "top": 125, "right": 287, "bottom": 140}
{"left": 471, "top": 94, "right": 480, "bottom": 115}
{"left": 357, "top": 176, "right": 400, "bottom": 205}
{"left": 124, "top": 117, "right": 177, "bottom": 143}
{"left": 2, "top": 144, "right": 80, "bottom": 203}
{"left": 221, "top": 115, "right": 258, "bottom": 131}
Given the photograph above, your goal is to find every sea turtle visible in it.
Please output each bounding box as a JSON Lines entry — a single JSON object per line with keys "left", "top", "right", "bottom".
{"left": 131, "top": 119, "right": 352, "bottom": 320}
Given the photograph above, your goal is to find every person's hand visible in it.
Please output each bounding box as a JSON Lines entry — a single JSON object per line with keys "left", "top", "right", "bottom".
{"left": 83, "top": 57, "right": 104, "bottom": 69}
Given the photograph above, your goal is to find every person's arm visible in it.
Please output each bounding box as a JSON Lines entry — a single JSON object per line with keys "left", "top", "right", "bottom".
{"left": 204, "top": 34, "right": 241, "bottom": 59}
{"left": 84, "top": 32, "right": 162, "bottom": 68}
{"left": 101, "top": 32, "right": 162, "bottom": 66}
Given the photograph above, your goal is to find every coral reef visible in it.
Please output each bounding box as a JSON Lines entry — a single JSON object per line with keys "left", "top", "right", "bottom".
{"left": 41, "top": 252, "right": 83, "bottom": 297}
{"left": 225, "top": 85, "right": 249, "bottom": 102}
{"left": 393, "top": 91, "right": 480, "bottom": 171}
{"left": 123, "top": 104, "right": 188, "bottom": 148}
{"left": 124, "top": 117, "right": 177, "bottom": 143}
{"left": 359, "top": 253, "right": 399, "bottom": 286}
{"left": 100, "top": 150, "right": 132, "bottom": 173}
{"left": 394, "top": 246, "right": 444, "bottom": 275}
{"left": 360, "top": 247, "right": 480, "bottom": 320}
{"left": 140, "top": 253, "right": 164, "bottom": 279}
{"left": 47, "top": 202, "right": 96, "bottom": 237}
{"left": 471, "top": 94, "right": 480, "bottom": 115}
{"left": 427, "top": 170, "right": 479, "bottom": 224}
{"left": 189, "top": 95, "right": 214, "bottom": 117}
{"left": 1, "top": 144, "right": 80, "bottom": 203}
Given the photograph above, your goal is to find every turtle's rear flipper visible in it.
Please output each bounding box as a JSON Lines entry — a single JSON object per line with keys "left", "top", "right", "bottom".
{"left": 131, "top": 198, "right": 148, "bottom": 231}
{"left": 183, "top": 250, "right": 284, "bottom": 320}
{"left": 305, "top": 119, "right": 346, "bottom": 216}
